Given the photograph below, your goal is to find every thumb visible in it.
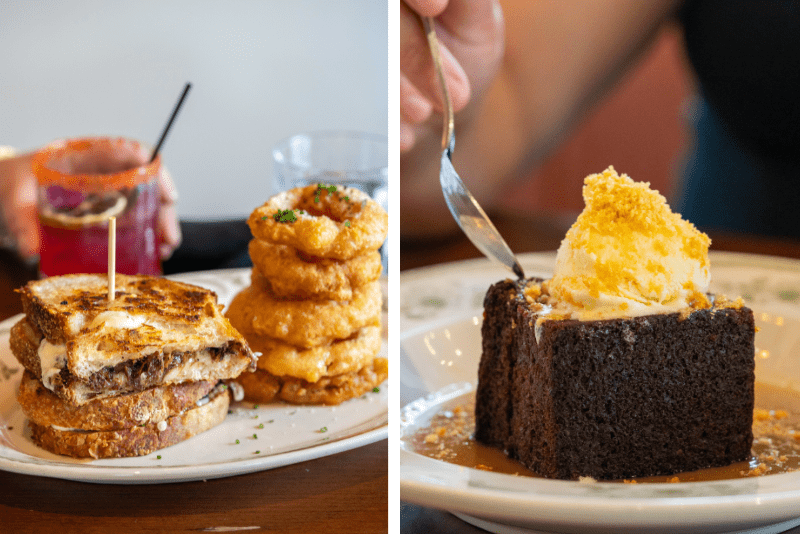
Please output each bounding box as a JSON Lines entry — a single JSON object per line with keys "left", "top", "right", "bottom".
{"left": 435, "top": 0, "right": 505, "bottom": 99}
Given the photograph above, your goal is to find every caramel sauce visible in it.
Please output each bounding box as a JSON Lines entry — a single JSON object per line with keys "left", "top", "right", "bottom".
{"left": 406, "top": 383, "right": 800, "bottom": 483}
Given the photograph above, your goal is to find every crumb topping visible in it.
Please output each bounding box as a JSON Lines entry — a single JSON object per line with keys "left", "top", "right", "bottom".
{"left": 567, "top": 167, "right": 710, "bottom": 276}
{"left": 545, "top": 167, "right": 722, "bottom": 320}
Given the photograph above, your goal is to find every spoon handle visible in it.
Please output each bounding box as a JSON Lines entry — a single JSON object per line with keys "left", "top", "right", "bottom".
{"left": 422, "top": 17, "right": 455, "bottom": 154}
{"left": 424, "top": 16, "right": 525, "bottom": 280}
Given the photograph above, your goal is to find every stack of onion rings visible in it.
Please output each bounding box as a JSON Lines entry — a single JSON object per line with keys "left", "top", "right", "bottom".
{"left": 226, "top": 184, "right": 388, "bottom": 405}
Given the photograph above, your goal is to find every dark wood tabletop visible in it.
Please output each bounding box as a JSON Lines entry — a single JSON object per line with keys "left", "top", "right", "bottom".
{"left": 0, "top": 250, "right": 387, "bottom": 534}
{"left": 401, "top": 210, "right": 800, "bottom": 534}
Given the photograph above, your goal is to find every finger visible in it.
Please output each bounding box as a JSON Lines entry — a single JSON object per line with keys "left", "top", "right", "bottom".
{"left": 434, "top": 0, "right": 505, "bottom": 100}
{"left": 435, "top": 39, "right": 471, "bottom": 112}
{"left": 436, "top": 0, "right": 503, "bottom": 46}
{"left": 401, "top": 74, "right": 433, "bottom": 124}
{"left": 403, "top": 0, "right": 448, "bottom": 18}
{"left": 400, "top": 123, "right": 416, "bottom": 153}
{"left": 14, "top": 205, "right": 40, "bottom": 258}
{"left": 400, "top": 72, "right": 433, "bottom": 153}
{"left": 158, "top": 167, "right": 179, "bottom": 205}
{"left": 156, "top": 166, "right": 181, "bottom": 259}
{"left": 158, "top": 202, "right": 181, "bottom": 259}
{"left": 401, "top": 1, "right": 470, "bottom": 113}
{"left": 7, "top": 172, "right": 40, "bottom": 258}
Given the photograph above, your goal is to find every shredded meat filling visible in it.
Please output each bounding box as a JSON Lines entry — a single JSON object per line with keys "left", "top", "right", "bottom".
{"left": 49, "top": 341, "right": 240, "bottom": 399}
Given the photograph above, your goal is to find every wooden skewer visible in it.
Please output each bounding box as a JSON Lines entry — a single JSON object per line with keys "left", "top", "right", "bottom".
{"left": 108, "top": 216, "right": 116, "bottom": 302}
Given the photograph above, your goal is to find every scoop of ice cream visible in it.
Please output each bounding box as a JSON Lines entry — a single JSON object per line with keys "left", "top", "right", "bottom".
{"left": 548, "top": 167, "right": 711, "bottom": 320}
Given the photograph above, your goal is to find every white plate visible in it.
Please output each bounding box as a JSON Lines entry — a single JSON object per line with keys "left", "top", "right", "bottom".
{"left": 400, "top": 252, "right": 800, "bottom": 534}
{"left": 0, "top": 268, "right": 387, "bottom": 484}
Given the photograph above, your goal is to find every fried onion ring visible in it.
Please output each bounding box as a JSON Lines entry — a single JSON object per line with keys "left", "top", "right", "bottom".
{"left": 225, "top": 280, "right": 382, "bottom": 348}
{"left": 248, "top": 184, "right": 388, "bottom": 260}
{"left": 237, "top": 358, "right": 388, "bottom": 405}
{"left": 246, "top": 325, "right": 381, "bottom": 383}
{"left": 249, "top": 239, "right": 382, "bottom": 300}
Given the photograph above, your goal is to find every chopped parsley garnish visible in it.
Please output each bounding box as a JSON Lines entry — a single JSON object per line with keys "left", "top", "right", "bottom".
{"left": 258, "top": 423, "right": 264, "bottom": 429}
{"left": 253, "top": 433, "right": 258, "bottom": 439}
{"left": 318, "top": 426, "right": 328, "bottom": 433}
{"left": 344, "top": 220, "right": 351, "bottom": 227}
{"left": 255, "top": 450, "right": 261, "bottom": 454}
{"left": 235, "top": 439, "right": 240, "bottom": 444}
{"left": 314, "top": 183, "right": 340, "bottom": 203}
{"left": 372, "top": 387, "right": 380, "bottom": 393}
{"left": 156, "top": 455, "right": 162, "bottom": 460}
{"left": 272, "top": 209, "right": 297, "bottom": 223}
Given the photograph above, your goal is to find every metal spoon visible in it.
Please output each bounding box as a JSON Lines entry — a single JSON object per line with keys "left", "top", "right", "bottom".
{"left": 423, "top": 17, "right": 525, "bottom": 280}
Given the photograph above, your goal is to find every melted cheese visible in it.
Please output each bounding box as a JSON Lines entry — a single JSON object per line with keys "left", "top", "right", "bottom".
{"left": 162, "top": 350, "right": 222, "bottom": 383}
{"left": 38, "top": 339, "right": 67, "bottom": 391}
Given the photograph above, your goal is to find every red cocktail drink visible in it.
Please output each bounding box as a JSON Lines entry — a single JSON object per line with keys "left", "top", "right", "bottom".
{"left": 32, "top": 138, "right": 162, "bottom": 277}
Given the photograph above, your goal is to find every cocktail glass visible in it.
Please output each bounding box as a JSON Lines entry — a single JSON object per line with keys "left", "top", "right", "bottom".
{"left": 32, "top": 137, "right": 162, "bottom": 277}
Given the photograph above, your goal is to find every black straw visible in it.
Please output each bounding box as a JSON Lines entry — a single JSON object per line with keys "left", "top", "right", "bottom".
{"left": 150, "top": 82, "right": 192, "bottom": 162}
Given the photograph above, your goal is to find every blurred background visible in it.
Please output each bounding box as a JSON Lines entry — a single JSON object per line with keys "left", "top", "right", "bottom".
{"left": 0, "top": 0, "right": 388, "bottom": 221}
{"left": 401, "top": 23, "right": 701, "bottom": 270}
{"left": 401, "top": 15, "right": 800, "bottom": 270}
{"left": 498, "top": 24, "right": 692, "bottom": 231}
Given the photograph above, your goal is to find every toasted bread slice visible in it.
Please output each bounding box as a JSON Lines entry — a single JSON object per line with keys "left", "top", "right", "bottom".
{"left": 9, "top": 318, "right": 41, "bottom": 378}
{"left": 18, "top": 370, "right": 218, "bottom": 431}
{"left": 28, "top": 385, "right": 230, "bottom": 459}
{"left": 19, "top": 274, "right": 256, "bottom": 376}
{"left": 15, "top": 274, "right": 257, "bottom": 404}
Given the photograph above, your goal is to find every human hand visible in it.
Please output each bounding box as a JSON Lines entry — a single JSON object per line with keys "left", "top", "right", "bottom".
{"left": 400, "top": 0, "right": 505, "bottom": 152}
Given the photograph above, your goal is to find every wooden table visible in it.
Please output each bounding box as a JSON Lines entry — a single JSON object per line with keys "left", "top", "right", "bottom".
{"left": 0, "top": 250, "right": 387, "bottom": 534}
{"left": 401, "top": 211, "right": 800, "bottom": 533}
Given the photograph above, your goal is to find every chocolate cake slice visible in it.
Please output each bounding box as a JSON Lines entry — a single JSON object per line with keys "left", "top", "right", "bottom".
{"left": 476, "top": 278, "right": 756, "bottom": 481}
